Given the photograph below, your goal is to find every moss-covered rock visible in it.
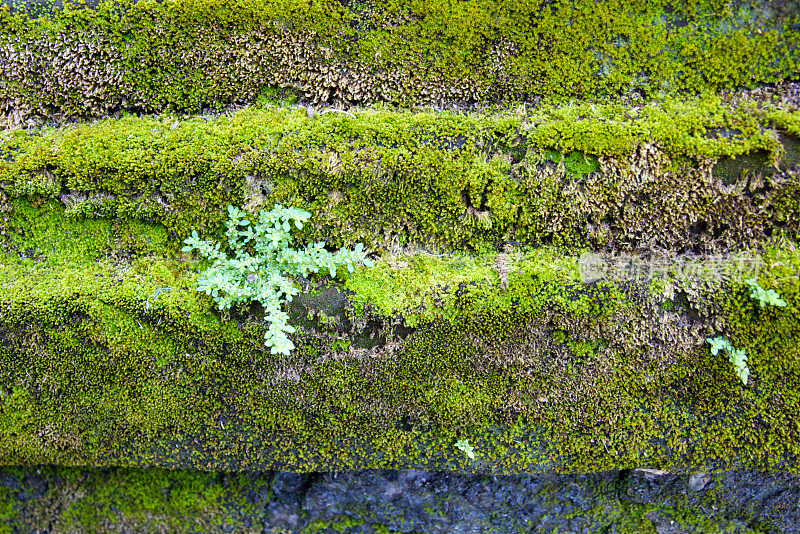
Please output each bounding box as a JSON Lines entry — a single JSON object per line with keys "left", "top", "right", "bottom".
{"left": 0, "top": 466, "right": 797, "bottom": 533}
{"left": 2, "top": 99, "right": 799, "bottom": 256}
{"left": 0, "top": 195, "right": 798, "bottom": 473}
{"left": 0, "top": 0, "right": 798, "bottom": 125}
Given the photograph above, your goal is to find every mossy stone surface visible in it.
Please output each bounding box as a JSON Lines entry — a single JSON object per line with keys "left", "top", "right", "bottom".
{"left": 2, "top": 100, "right": 799, "bottom": 256}
{"left": 0, "top": 0, "right": 799, "bottom": 124}
{"left": 0, "top": 466, "right": 797, "bottom": 533}
{"left": 1, "top": 196, "right": 799, "bottom": 474}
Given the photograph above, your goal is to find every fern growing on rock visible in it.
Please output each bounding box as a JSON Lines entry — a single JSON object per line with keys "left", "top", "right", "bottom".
{"left": 745, "top": 278, "right": 787, "bottom": 308}
{"left": 182, "top": 204, "right": 374, "bottom": 356}
{"left": 707, "top": 337, "right": 749, "bottom": 386}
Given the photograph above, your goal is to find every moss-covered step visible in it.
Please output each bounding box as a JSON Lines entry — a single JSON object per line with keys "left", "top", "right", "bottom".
{"left": 2, "top": 99, "right": 799, "bottom": 255}
{"left": 0, "top": 0, "right": 798, "bottom": 125}
{"left": 1, "top": 199, "right": 798, "bottom": 473}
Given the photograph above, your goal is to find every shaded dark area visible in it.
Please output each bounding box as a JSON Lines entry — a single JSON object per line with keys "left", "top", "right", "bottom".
{"left": 0, "top": 467, "right": 798, "bottom": 533}
{"left": 712, "top": 133, "right": 800, "bottom": 185}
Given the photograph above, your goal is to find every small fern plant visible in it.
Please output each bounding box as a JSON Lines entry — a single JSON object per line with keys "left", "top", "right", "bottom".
{"left": 182, "top": 204, "right": 374, "bottom": 356}
{"left": 745, "top": 278, "right": 787, "bottom": 308}
{"left": 455, "top": 439, "right": 476, "bottom": 460}
{"left": 707, "top": 337, "right": 749, "bottom": 385}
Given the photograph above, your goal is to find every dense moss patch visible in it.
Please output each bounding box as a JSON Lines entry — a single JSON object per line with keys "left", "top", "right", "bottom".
{"left": 0, "top": 0, "right": 798, "bottom": 124}
{"left": 0, "top": 200, "right": 798, "bottom": 473}
{"left": 2, "top": 100, "right": 799, "bottom": 256}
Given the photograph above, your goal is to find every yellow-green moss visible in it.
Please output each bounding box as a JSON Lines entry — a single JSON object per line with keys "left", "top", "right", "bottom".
{"left": 2, "top": 100, "right": 799, "bottom": 257}
{"left": 0, "top": 466, "right": 268, "bottom": 533}
{"left": 768, "top": 109, "right": 800, "bottom": 137}
{"left": 1, "top": 0, "right": 798, "bottom": 119}
{"left": 1, "top": 200, "right": 799, "bottom": 473}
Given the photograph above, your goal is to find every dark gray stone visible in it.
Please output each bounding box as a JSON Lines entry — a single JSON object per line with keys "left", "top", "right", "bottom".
{"left": 2, "top": 467, "right": 797, "bottom": 532}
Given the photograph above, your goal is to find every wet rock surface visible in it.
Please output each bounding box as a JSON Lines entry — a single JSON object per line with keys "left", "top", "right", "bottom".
{"left": 0, "top": 467, "right": 798, "bottom": 533}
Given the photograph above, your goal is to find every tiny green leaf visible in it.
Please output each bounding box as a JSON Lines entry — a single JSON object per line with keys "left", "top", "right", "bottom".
{"left": 455, "top": 439, "right": 475, "bottom": 460}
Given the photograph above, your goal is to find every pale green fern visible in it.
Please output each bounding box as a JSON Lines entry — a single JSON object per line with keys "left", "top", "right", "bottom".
{"left": 707, "top": 336, "right": 749, "bottom": 385}
{"left": 745, "top": 278, "right": 787, "bottom": 308}
{"left": 182, "top": 204, "right": 374, "bottom": 356}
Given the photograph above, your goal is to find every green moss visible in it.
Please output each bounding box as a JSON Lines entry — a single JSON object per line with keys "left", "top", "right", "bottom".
{"left": 57, "top": 469, "right": 256, "bottom": 533}
{"left": 2, "top": 100, "right": 798, "bottom": 258}
{"left": 591, "top": 500, "right": 756, "bottom": 533}
{"left": 1, "top": 198, "right": 799, "bottom": 473}
{"left": 0, "top": 489, "right": 14, "bottom": 534}
{"left": 544, "top": 149, "right": 600, "bottom": 179}
{"left": 303, "top": 515, "right": 366, "bottom": 533}
{"left": 1, "top": 99, "right": 799, "bottom": 473}
{"left": 255, "top": 86, "right": 299, "bottom": 108}
{"left": 768, "top": 110, "right": 800, "bottom": 137}
{"left": 0, "top": 466, "right": 269, "bottom": 533}
{"left": 1, "top": 0, "right": 798, "bottom": 120}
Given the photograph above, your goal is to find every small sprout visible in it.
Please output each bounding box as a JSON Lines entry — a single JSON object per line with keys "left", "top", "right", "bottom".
{"left": 455, "top": 439, "right": 475, "bottom": 460}
{"left": 745, "top": 278, "right": 787, "bottom": 308}
{"left": 707, "top": 337, "right": 749, "bottom": 385}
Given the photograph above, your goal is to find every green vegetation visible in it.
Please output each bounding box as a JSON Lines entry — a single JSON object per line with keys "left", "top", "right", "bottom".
{"left": 0, "top": 194, "right": 798, "bottom": 473}
{"left": 0, "top": 95, "right": 798, "bottom": 473}
{"left": 745, "top": 278, "right": 787, "bottom": 308}
{"left": 0, "top": 0, "right": 798, "bottom": 526}
{"left": 0, "top": 466, "right": 776, "bottom": 533}
{"left": 182, "top": 204, "right": 373, "bottom": 355}
{"left": 1, "top": 0, "right": 799, "bottom": 121}
{"left": 707, "top": 337, "right": 749, "bottom": 385}
{"left": 0, "top": 466, "right": 268, "bottom": 533}
{"left": 454, "top": 439, "right": 476, "bottom": 460}
{"left": 2, "top": 100, "right": 799, "bottom": 257}
{"left": 704, "top": 275, "right": 792, "bottom": 386}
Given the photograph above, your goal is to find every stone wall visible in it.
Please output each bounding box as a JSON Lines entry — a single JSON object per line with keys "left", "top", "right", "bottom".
{"left": 0, "top": 467, "right": 798, "bottom": 532}
{"left": 1, "top": 0, "right": 798, "bottom": 127}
